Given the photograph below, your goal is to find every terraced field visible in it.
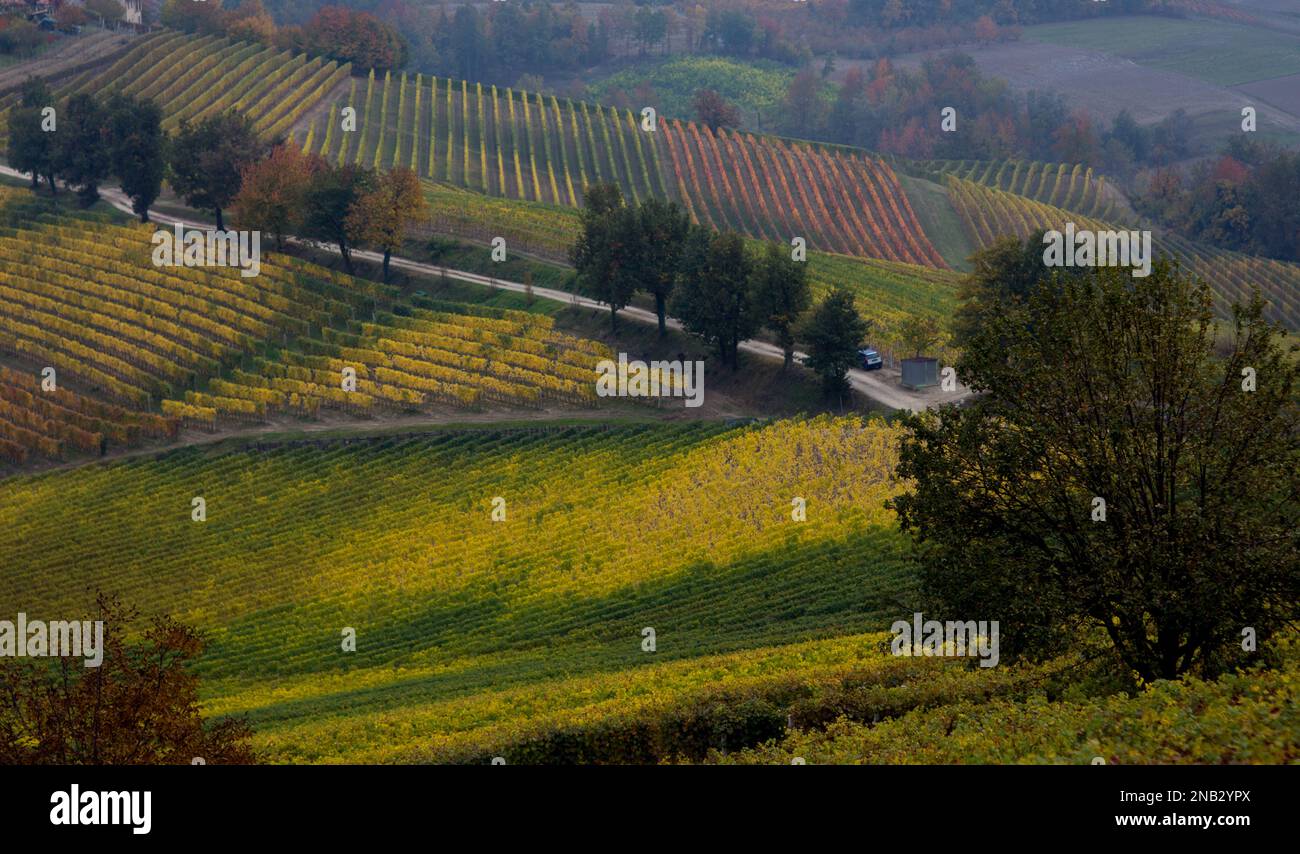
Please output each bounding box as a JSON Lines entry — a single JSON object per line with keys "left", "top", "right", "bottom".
{"left": 660, "top": 122, "right": 946, "bottom": 265}
{"left": 0, "top": 416, "right": 928, "bottom": 763}
{"left": 0, "top": 188, "right": 619, "bottom": 455}
{"left": 0, "top": 366, "right": 177, "bottom": 465}
{"left": 298, "top": 71, "right": 664, "bottom": 206}
{"left": 177, "top": 301, "right": 611, "bottom": 425}
{"left": 946, "top": 177, "right": 1300, "bottom": 330}
{"left": 916, "top": 158, "right": 1122, "bottom": 222}
{"left": 0, "top": 30, "right": 350, "bottom": 139}
{"left": 296, "top": 71, "right": 945, "bottom": 265}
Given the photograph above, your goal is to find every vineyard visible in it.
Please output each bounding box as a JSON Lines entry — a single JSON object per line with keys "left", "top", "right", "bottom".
{"left": 414, "top": 183, "right": 581, "bottom": 262}
{"left": 916, "top": 158, "right": 1122, "bottom": 221}
{"left": 0, "top": 189, "right": 388, "bottom": 411}
{"left": 946, "top": 177, "right": 1300, "bottom": 330}
{"left": 659, "top": 123, "right": 947, "bottom": 266}
{"left": 805, "top": 253, "right": 962, "bottom": 330}
{"left": 293, "top": 70, "right": 947, "bottom": 267}
{"left": 709, "top": 634, "right": 1300, "bottom": 765}
{"left": 167, "top": 301, "right": 611, "bottom": 426}
{"left": 0, "top": 366, "right": 177, "bottom": 466}
{"left": 296, "top": 71, "right": 665, "bottom": 206}
{"left": 0, "top": 30, "right": 350, "bottom": 140}
{"left": 0, "top": 416, "right": 926, "bottom": 762}
{"left": 0, "top": 189, "right": 621, "bottom": 451}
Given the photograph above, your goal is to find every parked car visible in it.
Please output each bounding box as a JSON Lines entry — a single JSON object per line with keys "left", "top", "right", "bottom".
{"left": 858, "top": 347, "right": 883, "bottom": 371}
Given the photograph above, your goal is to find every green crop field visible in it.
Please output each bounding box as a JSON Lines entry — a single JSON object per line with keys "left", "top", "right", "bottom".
{"left": 0, "top": 31, "right": 350, "bottom": 139}
{"left": 587, "top": 56, "right": 797, "bottom": 129}
{"left": 0, "top": 416, "right": 928, "bottom": 762}
{"left": 1024, "top": 16, "right": 1300, "bottom": 86}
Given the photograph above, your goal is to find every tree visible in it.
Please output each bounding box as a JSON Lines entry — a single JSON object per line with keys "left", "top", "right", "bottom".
{"left": 570, "top": 182, "right": 639, "bottom": 332}
{"left": 302, "top": 163, "right": 376, "bottom": 274}
{"left": 0, "top": 595, "right": 257, "bottom": 764}
{"left": 226, "top": 0, "right": 276, "bottom": 43}
{"left": 54, "top": 94, "right": 111, "bottom": 207}
{"left": 5, "top": 78, "right": 56, "bottom": 192}
{"left": 692, "top": 89, "right": 740, "bottom": 132}
{"left": 160, "top": 0, "right": 226, "bottom": 34}
{"left": 951, "top": 231, "right": 1056, "bottom": 350}
{"left": 752, "top": 242, "right": 811, "bottom": 369}
{"left": 54, "top": 4, "right": 88, "bottom": 30}
{"left": 304, "top": 5, "right": 407, "bottom": 72}
{"left": 345, "top": 166, "right": 427, "bottom": 281}
{"left": 800, "top": 288, "right": 868, "bottom": 399}
{"left": 231, "top": 143, "right": 323, "bottom": 251}
{"left": 635, "top": 197, "right": 691, "bottom": 336}
{"left": 889, "top": 262, "right": 1300, "bottom": 681}
{"left": 634, "top": 7, "right": 668, "bottom": 55}
{"left": 672, "top": 229, "right": 755, "bottom": 369}
{"left": 974, "top": 14, "right": 999, "bottom": 44}
{"left": 780, "top": 69, "right": 824, "bottom": 138}
{"left": 895, "top": 314, "right": 943, "bottom": 359}
{"left": 106, "top": 95, "right": 166, "bottom": 222}
{"left": 169, "top": 111, "right": 266, "bottom": 231}
{"left": 1052, "top": 110, "right": 1100, "bottom": 165}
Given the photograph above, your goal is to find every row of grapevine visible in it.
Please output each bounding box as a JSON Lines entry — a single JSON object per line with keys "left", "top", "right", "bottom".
{"left": 0, "top": 31, "right": 349, "bottom": 141}
{"left": 917, "top": 157, "right": 1120, "bottom": 222}
{"left": 301, "top": 74, "right": 665, "bottom": 206}
{"left": 946, "top": 177, "right": 1300, "bottom": 330}
{"left": 0, "top": 188, "right": 392, "bottom": 410}
{"left": 0, "top": 366, "right": 178, "bottom": 465}
{"left": 660, "top": 120, "right": 947, "bottom": 267}
{"left": 0, "top": 415, "right": 919, "bottom": 762}
{"left": 167, "top": 301, "right": 614, "bottom": 424}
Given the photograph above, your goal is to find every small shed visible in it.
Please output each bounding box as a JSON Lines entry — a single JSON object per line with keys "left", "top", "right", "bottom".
{"left": 901, "top": 357, "right": 939, "bottom": 390}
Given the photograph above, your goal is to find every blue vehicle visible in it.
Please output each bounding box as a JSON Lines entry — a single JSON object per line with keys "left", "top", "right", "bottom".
{"left": 859, "top": 347, "right": 883, "bottom": 371}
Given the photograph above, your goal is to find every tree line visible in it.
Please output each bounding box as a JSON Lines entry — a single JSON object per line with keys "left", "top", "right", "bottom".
{"left": 1139, "top": 138, "right": 1300, "bottom": 264}
{"left": 6, "top": 79, "right": 427, "bottom": 280}
{"left": 161, "top": 0, "right": 407, "bottom": 73}
{"left": 570, "top": 183, "right": 870, "bottom": 399}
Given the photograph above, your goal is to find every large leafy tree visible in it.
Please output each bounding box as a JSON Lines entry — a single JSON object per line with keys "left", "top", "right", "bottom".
{"left": 54, "top": 93, "right": 111, "bottom": 207}
{"left": 301, "top": 6, "right": 407, "bottom": 72}
{"left": 635, "top": 197, "right": 691, "bottom": 336}
{"left": 752, "top": 241, "right": 812, "bottom": 369}
{"left": 231, "top": 143, "right": 324, "bottom": 251}
{"left": 345, "top": 166, "right": 427, "bottom": 282}
{"left": 692, "top": 89, "right": 740, "bottom": 131}
{"left": 0, "top": 596, "right": 257, "bottom": 764}
{"left": 5, "top": 77, "right": 56, "bottom": 192}
{"left": 570, "top": 182, "right": 640, "bottom": 332}
{"left": 800, "top": 288, "right": 868, "bottom": 399}
{"left": 302, "top": 163, "right": 376, "bottom": 274}
{"left": 889, "top": 261, "right": 1300, "bottom": 681}
{"left": 106, "top": 94, "right": 166, "bottom": 222}
{"left": 672, "top": 229, "right": 755, "bottom": 369}
{"left": 951, "top": 230, "right": 1056, "bottom": 350}
{"left": 170, "top": 110, "right": 267, "bottom": 231}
